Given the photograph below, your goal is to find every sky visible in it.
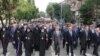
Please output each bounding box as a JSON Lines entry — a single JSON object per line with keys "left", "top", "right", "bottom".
{"left": 34, "top": 0, "right": 63, "bottom": 12}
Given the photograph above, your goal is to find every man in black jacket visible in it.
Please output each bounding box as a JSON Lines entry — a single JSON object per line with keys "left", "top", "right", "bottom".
{"left": 93, "top": 27, "right": 100, "bottom": 56}
{"left": 65, "top": 24, "right": 75, "bottom": 56}
{"left": 80, "top": 25, "right": 91, "bottom": 56}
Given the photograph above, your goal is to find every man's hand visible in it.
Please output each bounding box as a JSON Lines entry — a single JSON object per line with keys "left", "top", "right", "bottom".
{"left": 12, "top": 41, "right": 15, "bottom": 44}
{"left": 66, "top": 42, "right": 68, "bottom": 44}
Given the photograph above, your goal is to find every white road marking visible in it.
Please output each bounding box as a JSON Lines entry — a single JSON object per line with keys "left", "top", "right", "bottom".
{"left": 51, "top": 46, "right": 56, "bottom": 56}
{"left": 22, "top": 52, "right": 25, "bottom": 56}
{"left": 86, "top": 53, "right": 93, "bottom": 56}
{"left": 67, "top": 53, "right": 76, "bottom": 56}
{"left": 35, "top": 51, "right": 39, "bottom": 56}
{"left": 6, "top": 52, "right": 10, "bottom": 56}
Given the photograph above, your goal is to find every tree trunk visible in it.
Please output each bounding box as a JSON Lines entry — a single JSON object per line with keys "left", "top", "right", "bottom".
{"left": 8, "top": 13, "right": 11, "bottom": 26}
{"left": 0, "top": 16, "right": 5, "bottom": 27}
{"left": 6, "top": 18, "right": 8, "bottom": 25}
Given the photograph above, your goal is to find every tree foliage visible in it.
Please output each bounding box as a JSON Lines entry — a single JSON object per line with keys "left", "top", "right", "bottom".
{"left": 0, "top": 0, "right": 19, "bottom": 26}
{"left": 46, "top": 3, "right": 54, "bottom": 19}
{"left": 14, "top": 0, "right": 39, "bottom": 21}
{"left": 39, "top": 11, "right": 46, "bottom": 17}
{"left": 79, "top": 0, "right": 95, "bottom": 25}
{"left": 79, "top": 0, "right": 100, "bottom": 25}
{"left": 62, "top": 4, "right": 72, "bottom": 22}
{"left": 46, "top": 3, "right": 71, "bottom": 22}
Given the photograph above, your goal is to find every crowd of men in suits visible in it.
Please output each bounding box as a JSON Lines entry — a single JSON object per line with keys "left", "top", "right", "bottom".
{"left": 0, "top": 21, "right": 100, "bottom": 56}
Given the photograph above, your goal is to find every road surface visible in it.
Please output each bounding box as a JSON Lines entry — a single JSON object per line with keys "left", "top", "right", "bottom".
{"left": 0, "top": 42, "right": 100, "bottom": 56}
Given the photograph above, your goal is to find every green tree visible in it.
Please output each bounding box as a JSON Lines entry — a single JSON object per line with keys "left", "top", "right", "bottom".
{"left": 39, "top": 11, "right": 46, "bottom": 17}
{"left": 4, "top": 0, "right": 19, "bottom": 25}
{"left": 53, "top": 3, "right": 61, "bottom": 19}
{"left": 46, "top": 3, "right": 72, "bottom": 22}
{"left": 94, "top": 0, "right": 100, "bottom": 20}
{"left": 46, "top": 3, "right": 61, "bottom": 20}
{"left": 62, "top": 4, "right": 72, "bottom": 22}
{"left": 0, "top": 0, "right": 19, "bottom": 26}
{"left": 0, "top": 0, "right": 4, "bottom": 26}
{"left": 14, "top": 0, "right": 39, "bottom": 21}
{"left": 79, "top": 0, "right": 95, "bottom": 25}
{"left": 46, "top": 3, "right": 54, "bottom": 19}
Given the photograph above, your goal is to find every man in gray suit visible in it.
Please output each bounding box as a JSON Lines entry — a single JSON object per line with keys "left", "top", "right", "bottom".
{"left": 53, "top": 25, "right": 63, "bottom": 56}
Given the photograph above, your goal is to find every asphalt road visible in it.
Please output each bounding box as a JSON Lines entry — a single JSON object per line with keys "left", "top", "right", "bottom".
{"left": 0, "top": 42, "right": 100, "bottom": 56}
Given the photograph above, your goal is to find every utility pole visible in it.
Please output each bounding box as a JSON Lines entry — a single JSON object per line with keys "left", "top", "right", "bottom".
{"left": 61, "top": 0, "right": 63, "bottom": 20}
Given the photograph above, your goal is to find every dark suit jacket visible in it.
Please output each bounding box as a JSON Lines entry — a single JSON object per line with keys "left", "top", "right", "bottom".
{"left": 80, "top": 30, "right": 91, "bottom": 45}
{"left": 66, "top": 30, "right": 75, "bottom": 44}
{"left": 94, "top": 32, "right": 100, "bottom": 44}
{"left": 89, "top": 29, "right": 95, "bottom": 42}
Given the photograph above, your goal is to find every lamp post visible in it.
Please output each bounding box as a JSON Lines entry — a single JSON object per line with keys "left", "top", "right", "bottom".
{"left": 61, "top": 0, "right": 63, "bottom": 20}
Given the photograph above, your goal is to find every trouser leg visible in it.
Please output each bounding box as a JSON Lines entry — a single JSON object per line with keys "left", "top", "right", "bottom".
{"left": 25, "top": 49, "right": 31, "bottom": 56}
{"left": 54, "top": 43, "right": 58, "bottom": 55}
{"left": 2, "top": 41, "right": 9, "bottom": 56}
{"left": 63, "top": 39, "right": 65, "bottom": 48}
{"left": 66, "top": 44, "right": 69, "bottom": 55}
{"left": 70, "top": 44, "right": 74, "bottom": 56}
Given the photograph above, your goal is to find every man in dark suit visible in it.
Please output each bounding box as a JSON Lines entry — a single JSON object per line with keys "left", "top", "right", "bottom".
{"left": 93, "top": 27, "right": 100, "bottom": 56}
{"left": 62, "top": 25, "right": 68, "bottom": 48}
{"left": 0, "top": 27, "right": 10, "bottom": 56}
{"left": 73, "top": 25, "right": 80, "bottom": 49}
{"left": 80, "top": 26, "right": 90, "bottom": 56}
{"left": 46, "top": 25, "right": 54, "bottom": 49}
{"left": 65, "top": 24, "right": 75, "bottom": 56}
{"left": 89, "top": 25, "right": 95, "bottom": 47}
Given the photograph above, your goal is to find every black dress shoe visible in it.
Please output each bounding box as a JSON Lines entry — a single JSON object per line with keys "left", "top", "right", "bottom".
{"left": 67, "top": 53, "right": 69, "bottom": 55}
{"left": 80, "top": 52, "right": 82, "bottom": 55}
{"left": 55, "top": 53, "right": 58, "bottom": 55}
{"left": 83, "top": 54, "right": 87, "bottom": 56}
{"left": 96, "top": 54, "right": 99, "bottom": 56}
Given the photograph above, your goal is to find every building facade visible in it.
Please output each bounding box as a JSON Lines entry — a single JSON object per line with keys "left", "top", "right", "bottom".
{"left": 64, "top": 0, "right": 84, "bottom": 16}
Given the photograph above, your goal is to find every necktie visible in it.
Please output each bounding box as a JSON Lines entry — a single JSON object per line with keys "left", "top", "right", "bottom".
{"left": 85, "top": 31, "right": 88, "bottom": 40}
{"left": 70, "top": 30, "right": 72, "bottom": 37}
{"left": 97, "top": 32, "right": 99, "bottom": 41}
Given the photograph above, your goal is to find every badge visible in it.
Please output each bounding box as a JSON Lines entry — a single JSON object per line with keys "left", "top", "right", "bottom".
{"left": 3, "top": 28, "right": 5, "bottom": 31}
{"left": 26, "top": 37, "right": 28, "bottom": 39}
{"left": 28, "top": 37, "right": 30, "bottom": 40}
{"left": 17, "top": 37, "right": 19, "bottom": 40}
{"left": 41, "top": 37, "right": 44, "bottom": 40}
{"left": 17, "top": 30, "right": 19, "bottom": 33}
{"left": 3, "top": 35, "right": 5, "bottom": 38}
{"left": 46, "top": 38, "right": 48, "bottom": 41}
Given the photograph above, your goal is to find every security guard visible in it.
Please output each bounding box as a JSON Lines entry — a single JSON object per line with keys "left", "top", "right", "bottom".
{"left": 80, "top": 25, "right": 91, "bottom": 56}
{"left": 93, "top": 27, "right": 100, "bottom": 56}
